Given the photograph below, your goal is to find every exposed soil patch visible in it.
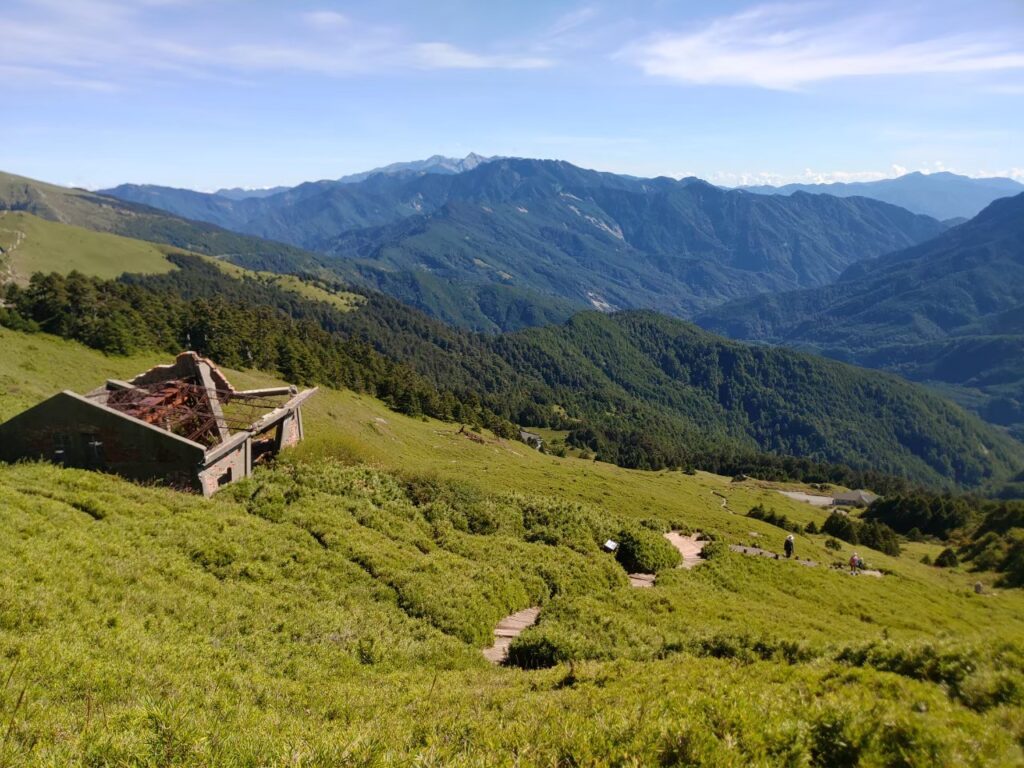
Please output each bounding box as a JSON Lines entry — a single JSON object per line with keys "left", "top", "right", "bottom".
{"left": 778, "top": 490, "right": 834, "bottom": 507}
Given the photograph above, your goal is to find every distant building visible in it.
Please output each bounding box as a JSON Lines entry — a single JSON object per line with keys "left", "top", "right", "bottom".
{"left": 0, "top": 352, "right": 315, "bottom": 496}
{"left": 832, "top": 489, "right": 880, "bottom": 508}
{"left": 519, "top": 429, "right": 543, "bottom": 450}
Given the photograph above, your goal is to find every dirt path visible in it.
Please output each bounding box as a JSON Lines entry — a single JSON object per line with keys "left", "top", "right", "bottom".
{"left": 664, "top": 532, "right": 707, "bottom": 569}
{"left": 711, "top": 491, "right": 731, "bottom": 512}
{"left": 778, "top": 490, "right": 834, "bottom": 507}
{"left": 482, "top": 606, "right": 540, "bottom": 664}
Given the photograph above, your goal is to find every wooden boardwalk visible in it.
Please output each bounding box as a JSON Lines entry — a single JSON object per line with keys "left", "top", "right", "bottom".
{"left": 482, "top": 606, "right": 540, "bottom": 664}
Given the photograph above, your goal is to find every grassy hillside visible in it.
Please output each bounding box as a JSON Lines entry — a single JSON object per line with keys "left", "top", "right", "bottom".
{"left": 2, "top": 328, "right": 1024, "bottom": 765}
{"left": 0, "top": 170, "right": 338, "bottom": 277}
{"left": 0, "top": 211, "right": 177, "bottom": 283}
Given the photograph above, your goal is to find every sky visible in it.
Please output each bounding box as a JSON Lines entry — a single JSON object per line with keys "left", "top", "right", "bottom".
{"left": 1, "top": 0, "right": 1022, "bottom": 190}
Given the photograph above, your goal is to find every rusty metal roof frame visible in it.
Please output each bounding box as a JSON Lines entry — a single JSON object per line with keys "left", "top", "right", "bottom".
{"left": 85, "top": 351, "right": 316, "bottom": 451}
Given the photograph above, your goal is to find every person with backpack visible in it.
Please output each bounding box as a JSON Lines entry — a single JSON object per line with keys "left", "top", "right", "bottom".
{"left": 849, "top": 552, "right": 860, "bottom": 574}
{"left": 784, "top": 534, "right": 795, "bottom": 559}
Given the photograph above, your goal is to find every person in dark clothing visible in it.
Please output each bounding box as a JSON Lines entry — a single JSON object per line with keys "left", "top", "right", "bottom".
{"left": 784, "top": 534, "right": 795, "bottom": 559}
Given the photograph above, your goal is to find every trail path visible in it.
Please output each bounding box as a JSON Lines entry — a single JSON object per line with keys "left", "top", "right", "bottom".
{"left": 665, "top": 532, "right": 707, "bottom": 569}
{"left": 482, "top": 606, "right": 540, "bottom": 664}
{"left": 730, "top": 544, "right": 817, "bottom": 567}
{"left": 0, "top": 210, "right": 26, "bottom": 284}
{"left": 731, "top": 544, "right": 885, "bottom": 576}
{"left": 712, "top": 491, "right": 731, "bottom": 512}
{"left": 628, "top": 573, "right": 656, "bottom": 588}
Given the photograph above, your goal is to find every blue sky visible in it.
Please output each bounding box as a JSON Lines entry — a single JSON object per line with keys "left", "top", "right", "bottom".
{"left": 1, "top": 0, "right": 1022, "bottom": 190}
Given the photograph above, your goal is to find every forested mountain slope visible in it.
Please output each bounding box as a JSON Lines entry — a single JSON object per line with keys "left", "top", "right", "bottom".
{"left": 102, "top": 159, "right": 947, "bottom": 328}
{"left": 698, "top": 193, "right": 1024, "bottom": 439}
{"left": 4, "top": 226, "right": 1021, "bottom": 489}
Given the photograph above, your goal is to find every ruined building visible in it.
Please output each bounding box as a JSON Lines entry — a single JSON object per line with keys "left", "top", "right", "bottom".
{"left": 0, "top": 352, "right": 316, "bottom": 495}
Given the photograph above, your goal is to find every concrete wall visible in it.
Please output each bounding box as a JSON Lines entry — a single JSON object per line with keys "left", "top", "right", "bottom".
{"left": 198, "top": 441, "right": 250, "bottom": 497}
{"left": 0, "top": 391, "right": 206, "bottom": 491}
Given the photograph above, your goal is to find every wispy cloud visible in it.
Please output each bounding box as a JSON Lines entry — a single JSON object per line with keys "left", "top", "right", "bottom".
{"left": 0, "top": 1, "right": 553, "bottom": 91}
{"left": 622, "top": 3, "right": 1024, "bottom": 90}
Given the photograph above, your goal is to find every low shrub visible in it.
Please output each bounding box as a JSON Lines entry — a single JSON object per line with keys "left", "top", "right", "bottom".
{"left": 935, "top": 548, "right": 959, "bottom": 568}
{"left": 700, "top": 541, "right": 728, "bottom": 560}
{"left": 615, "top": 525, "right": 681, "bottom": 573}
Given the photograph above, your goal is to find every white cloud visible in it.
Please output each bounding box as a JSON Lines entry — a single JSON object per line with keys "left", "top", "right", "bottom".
{"left": 622, "top": 3, "right": 1024, "bottom": 90}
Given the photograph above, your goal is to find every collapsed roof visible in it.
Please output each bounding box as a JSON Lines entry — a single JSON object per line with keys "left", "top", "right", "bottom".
{"left": 89, "top": 351, "right": 312, "bottom": 448}
{"left": 0, "top": 351, "right": 317, "bottom": 495}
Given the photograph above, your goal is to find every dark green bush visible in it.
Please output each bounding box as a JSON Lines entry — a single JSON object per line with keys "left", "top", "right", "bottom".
{"left": 700, "top": 541, "right": 728, "bottom": 560}
{"left": 823, "top": 512, "right": 859, "bottom": 544}
{"left": 747, "top": 504, "right": 800, "bottom": 532}
{"left": 935, "top": 548, "right": 959, "bottom": 568}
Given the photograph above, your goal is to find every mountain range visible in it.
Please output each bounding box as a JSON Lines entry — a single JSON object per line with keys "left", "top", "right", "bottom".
{"left": 740, "top": 171, "right": 1023, "bottom": 221}
{"left": 212, "top": 152, "right": 495, "bottom": 200}
{"left": 698, "top": 192, "right": 1024, "bottom": 440}
{"left": 103, "top": 158, "right": 947, "bottom": 330}
{"left": 7, "top": 162, "right": 1024, "bottom": 462}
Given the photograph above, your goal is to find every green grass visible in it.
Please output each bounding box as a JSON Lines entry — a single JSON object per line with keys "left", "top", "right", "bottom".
{"left": 0, "top": 211, "right": 177, "bottom": 283}
{"left": 2, "top": 328, "right": 1024, "bottom": 765}
{"left": 207, "top": 258, "right": 364, "bottom": 312}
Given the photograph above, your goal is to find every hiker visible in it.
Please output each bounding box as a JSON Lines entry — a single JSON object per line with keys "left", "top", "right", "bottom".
{"left": 849, "top": 552, "right": 860, "bottom": 574}
{"left": 784, "top": 534, "right": 795, "bottom": 559}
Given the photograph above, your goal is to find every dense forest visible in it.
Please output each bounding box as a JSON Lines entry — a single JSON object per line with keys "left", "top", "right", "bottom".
{"left": 865, "top": 492, "right": 1024, "bottom": 585}
{"left": 3, "top": 253, "right": 1021, "bottom": 492}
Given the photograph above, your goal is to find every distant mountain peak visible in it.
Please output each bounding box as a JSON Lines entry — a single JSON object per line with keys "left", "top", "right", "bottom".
{"left": 741, "top": 170, "right": 1023, "bottom": 219}
{"left": 209, "top": 153, "right": 498, "bottom": 201}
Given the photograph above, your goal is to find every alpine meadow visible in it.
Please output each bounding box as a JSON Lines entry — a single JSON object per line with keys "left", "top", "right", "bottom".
{"left": 2, "top": 1, "right": 1024, "bottom": 766}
